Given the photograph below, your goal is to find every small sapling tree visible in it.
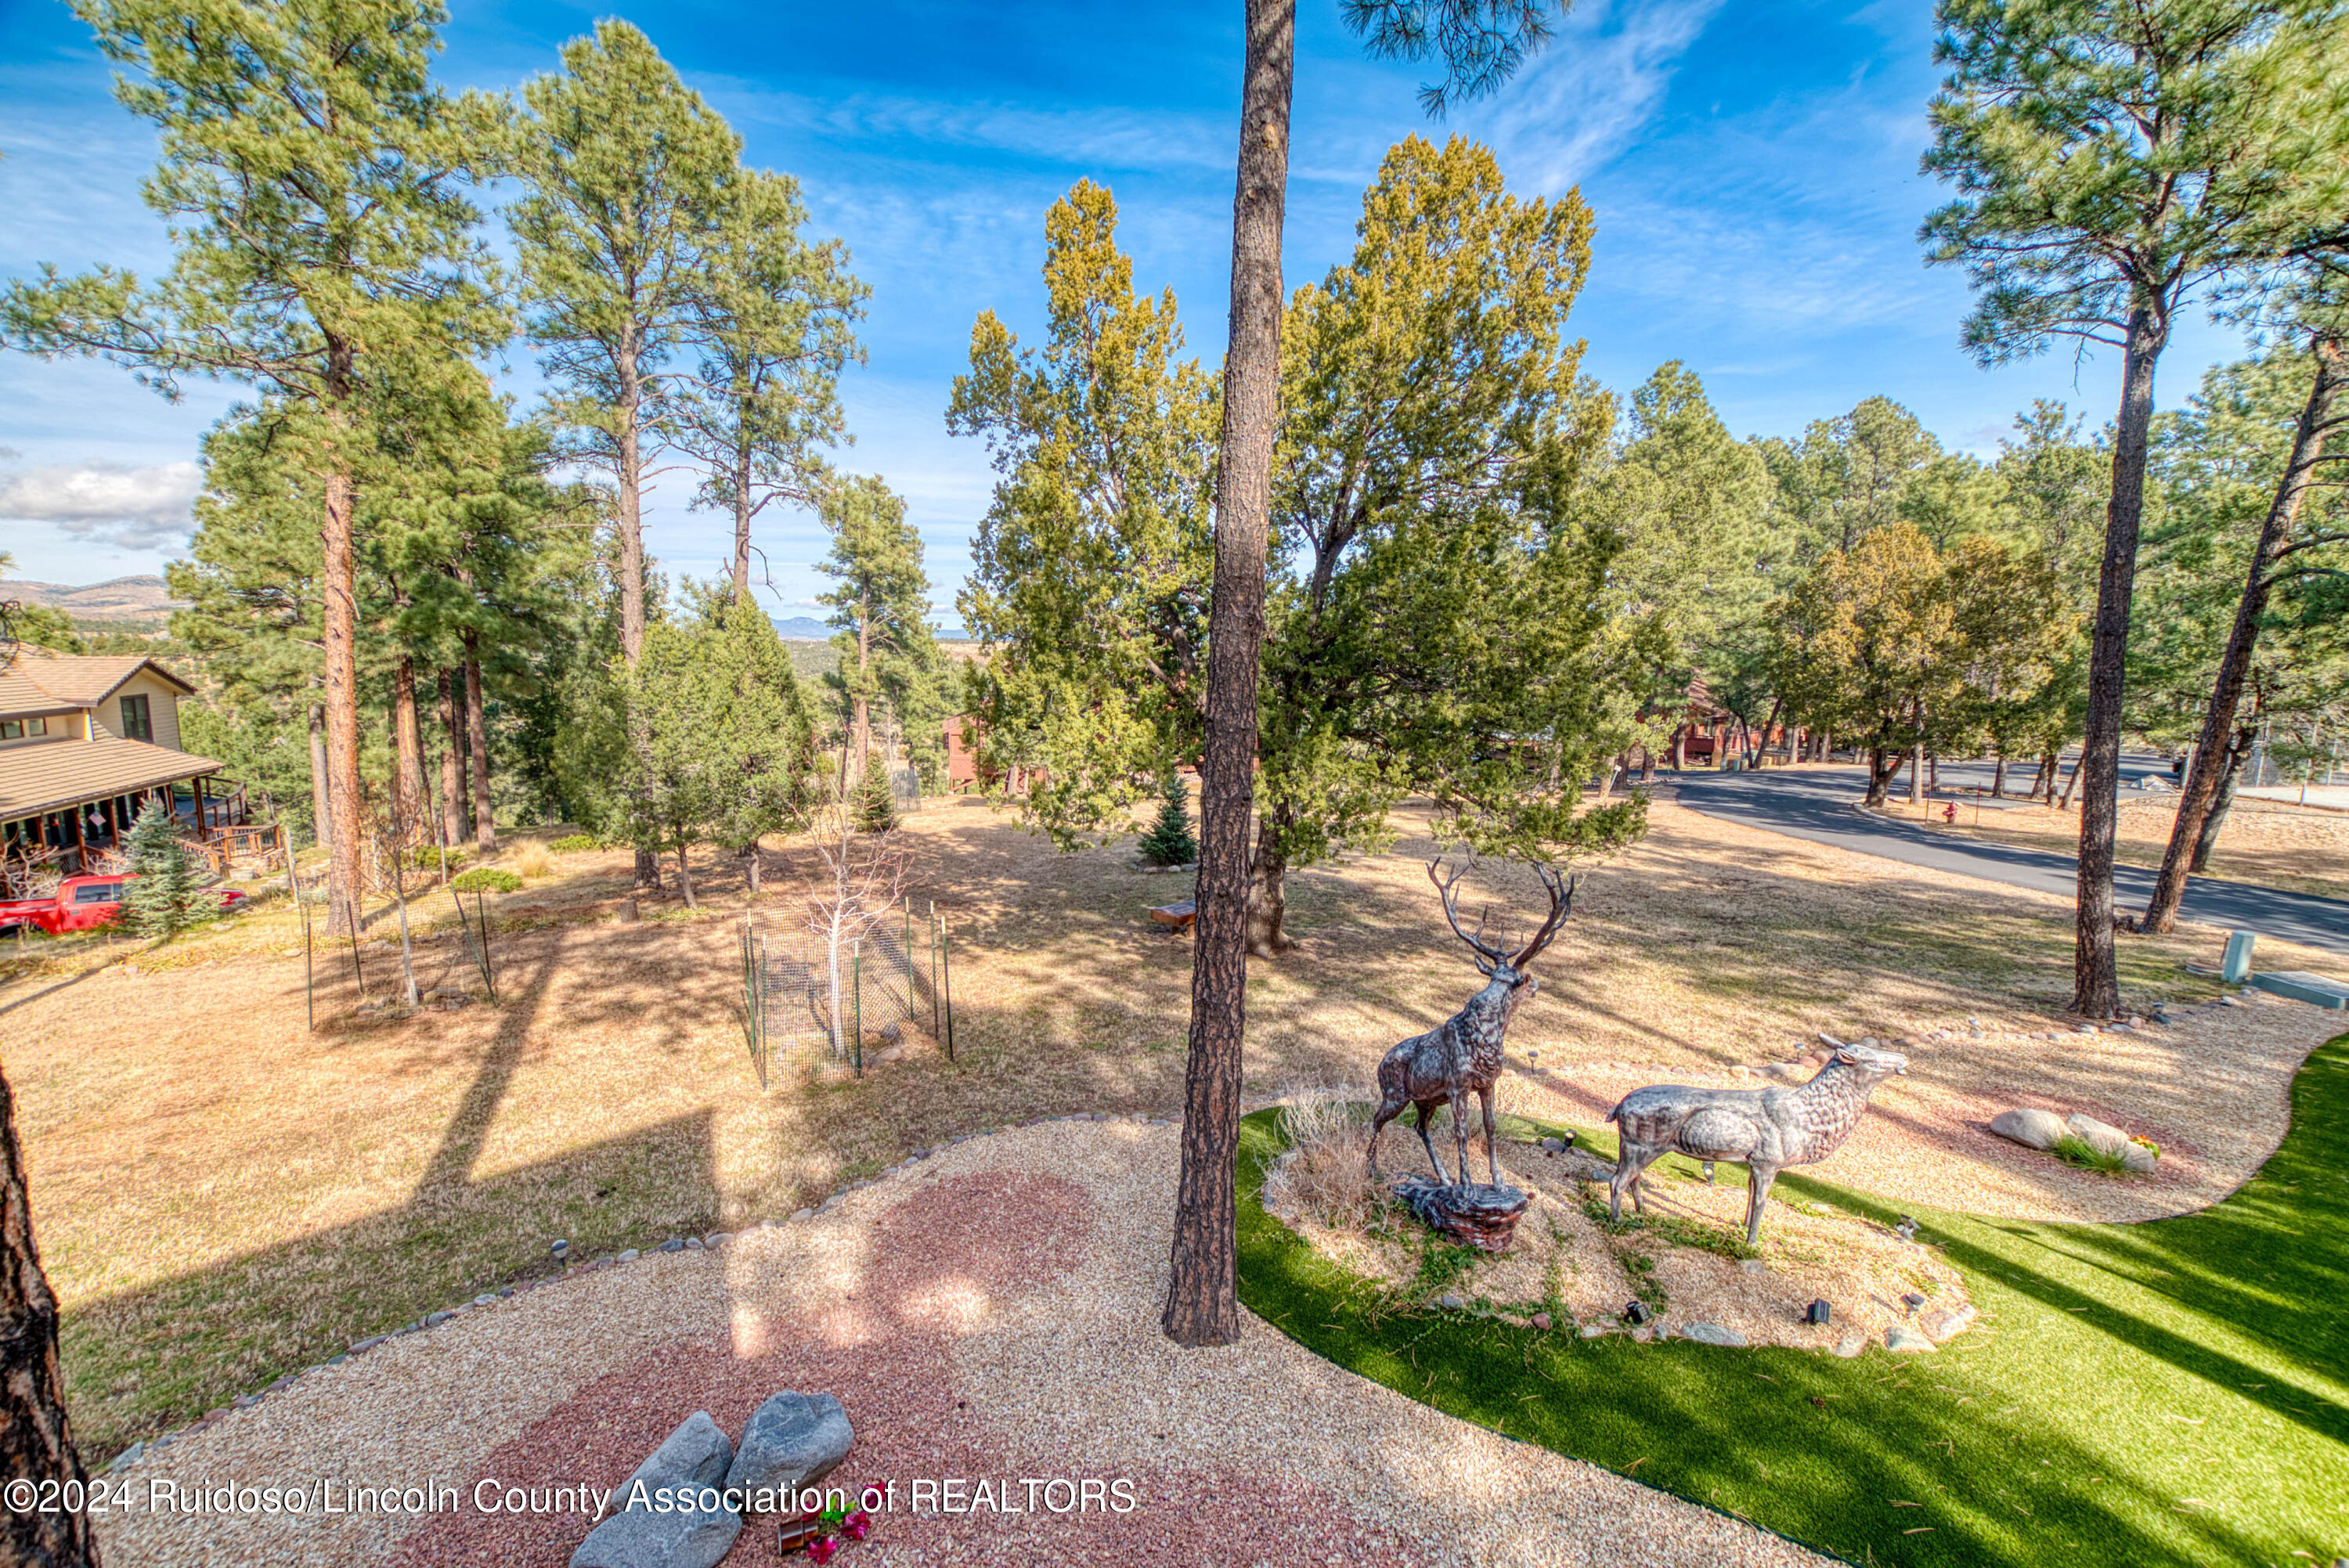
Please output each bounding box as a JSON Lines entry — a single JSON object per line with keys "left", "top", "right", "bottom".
{"left": 1138, "top": 770, "right": 1197, "bottom": 867}
{"left": 121, "top": 798, "right": 198, "bottom": 937}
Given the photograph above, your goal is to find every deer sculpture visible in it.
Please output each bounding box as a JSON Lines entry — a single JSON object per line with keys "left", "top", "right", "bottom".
{"left": 1605, "top": 1036, "right": 1908, "bottom": 1246}
{"left": 1368, "top": 857, "right": 1576, "bottom": 1188}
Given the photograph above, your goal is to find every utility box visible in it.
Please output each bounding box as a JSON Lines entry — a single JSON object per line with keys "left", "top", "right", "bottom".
{"left": 2221, "top": 929, "right": 2257, "bottom": 985}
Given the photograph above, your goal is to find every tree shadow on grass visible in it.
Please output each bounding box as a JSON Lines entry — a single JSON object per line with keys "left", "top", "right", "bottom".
{"left": 1236, "top": 1035, "right": 2349, "bottom": 1566}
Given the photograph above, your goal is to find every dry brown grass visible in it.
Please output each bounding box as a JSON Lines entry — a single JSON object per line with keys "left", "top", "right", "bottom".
{"left": 1875, "top": 791, "right": 2349, "bottom": 902}
{"left": 1261, "top": 1087, "right": 1377, "bottom": 1230}
{"left": 2, "top": 791, "right": 2340, "bottom": 1457}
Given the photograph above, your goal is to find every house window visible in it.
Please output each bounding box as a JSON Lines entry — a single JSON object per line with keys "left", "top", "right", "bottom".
{"left": 120, "top": 694, "right": 153, "bottom": 743}
{"left": 0, "top": 717, "right": 46, "bottom": 740}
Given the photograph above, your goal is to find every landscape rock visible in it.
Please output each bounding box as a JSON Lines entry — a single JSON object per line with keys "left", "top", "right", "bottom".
{"left": 1530, "top": 1312, "right": 1553, "bottom": 1331}
{"left": 1921, "top": 1303, "right": 1977, "bottom": 1343}
{"left": 571, "top": 1415, "right": 749, "bottom": 1568}
{"left": 1391, "top": 1177, "right": 1529, "bottom": 1253}
{"left": 1885, "top": 1325, "right": 1936, "bottom": 1354}
{"left": 723, "top": 1391, "right": 853, "bottom": 1497}
{"left": 1679, "top": 1321, "right": 1748, "bottom": 1347}
{"left": 2064, "top": 1113, "right": 2134, "bottom": 1159}
{"left": 1990, "top": 1108, "right": 2066, "bottom": 1151}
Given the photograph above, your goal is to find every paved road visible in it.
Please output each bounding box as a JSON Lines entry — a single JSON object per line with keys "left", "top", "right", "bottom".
{"left": 1670, "top": 762, "right": 2349, "bottom": 958}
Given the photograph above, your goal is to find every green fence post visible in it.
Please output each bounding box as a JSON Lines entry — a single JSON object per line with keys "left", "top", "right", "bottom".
{"left": 905, "top": 902, "right": 915, "bottom": 1022}
{"left": 852, "top": 939, "right": 864, "bottom": 1078}
{"left": 939, "top": 911, "right": 954, "bottom": 1062}
{"left": 302, "top": 889, "right": 314, "bottom": 1032}
{"left": 929, "top": 899, "right": 940, "bottom": 1040}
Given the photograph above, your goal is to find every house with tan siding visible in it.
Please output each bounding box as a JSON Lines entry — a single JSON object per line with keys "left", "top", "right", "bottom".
{"left": 0, "top": 647, "right": 254, "bottom": 886}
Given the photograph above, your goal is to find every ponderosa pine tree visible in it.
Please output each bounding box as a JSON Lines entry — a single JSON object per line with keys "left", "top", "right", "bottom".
{"left": 509, "top": 19, "right": 739, "bottom": 887}
{"left": 1920, "top": 0, "right": 2347, "bottom": 1015}
{"left": 0, "top": 1055, "right": 96, "bottom": 1568}
{"left": 1, "top": 0, "right": 505, "bottom": 937}
{"left": 669, "top": 169, "right": 866, "bottom": 603}
{"left": 2143, "top": 312, "right": 2349, "bottom": 931}
{"left": 1164, "top": 0, "right": 1568, "bottom": 1348}
{"left": 817, "top": 475, "right": 945, "bottom": 788}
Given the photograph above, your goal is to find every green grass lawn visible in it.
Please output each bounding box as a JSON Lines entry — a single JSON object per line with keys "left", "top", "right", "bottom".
{"left": 1235, "top": 1033, "right": 2349, "bottom": 1567}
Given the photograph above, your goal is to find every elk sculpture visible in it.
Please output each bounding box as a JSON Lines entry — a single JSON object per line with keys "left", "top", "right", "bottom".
{"left": 1606, "top": 1036, "right": 1908, "bottom": 1246}
{"left": 1368, "top": 857, "right": 1575, "bottom": 1188}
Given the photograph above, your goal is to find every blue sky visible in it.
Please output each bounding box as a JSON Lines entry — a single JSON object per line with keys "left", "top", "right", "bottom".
{"left": 0, "top": 0, "right": 2255, "bottom": 622}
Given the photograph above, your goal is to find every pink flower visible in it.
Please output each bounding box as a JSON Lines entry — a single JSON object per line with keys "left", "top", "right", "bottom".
{"left": 844, "top": 1509, "right": 871, "bottom": 1541}
{"left": 808, "top": 1535, "right": 839, "bottom": 1565}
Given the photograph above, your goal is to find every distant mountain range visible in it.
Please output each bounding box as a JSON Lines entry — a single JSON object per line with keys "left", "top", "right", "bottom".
{"left": 770, "top": 614, "right": 972, "bottom": 643}
{"left": 2, "top": 575, "right": 184, "bottom": 622}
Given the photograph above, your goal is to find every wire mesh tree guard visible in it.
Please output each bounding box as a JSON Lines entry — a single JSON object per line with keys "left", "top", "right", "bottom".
{"left": 739, "top": 899, "right": 954, "bottom": 1086}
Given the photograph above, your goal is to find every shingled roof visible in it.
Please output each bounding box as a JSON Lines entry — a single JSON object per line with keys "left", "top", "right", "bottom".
{"left": 0, "top": 735, "right": 222, "bottom": 820}
{"left": 0, "top": 649, "right": 194, "bottom": 717}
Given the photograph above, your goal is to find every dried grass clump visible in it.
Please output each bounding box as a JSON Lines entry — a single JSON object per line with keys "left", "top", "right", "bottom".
{"left": 508, "top": 843, "right": 555, "bottom": 880}
{"left": 1265, "top": 1086, "right": 1378, "bottom": 1231}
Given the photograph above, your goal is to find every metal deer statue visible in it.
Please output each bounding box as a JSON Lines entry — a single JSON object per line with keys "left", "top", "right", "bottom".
{"left": 1606, "top": 1036, "right": 1908, "bottom": 1245}
{"left": 1369, "top": 858, "right": 1576, "bottom": 1188}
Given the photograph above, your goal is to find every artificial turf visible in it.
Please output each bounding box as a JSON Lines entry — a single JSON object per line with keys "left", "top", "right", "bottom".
{"left": 1233, "top": 1032, "right": 2349, "bottom": 1567}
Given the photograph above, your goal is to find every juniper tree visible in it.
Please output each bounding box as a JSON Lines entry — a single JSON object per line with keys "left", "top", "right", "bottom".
{"left": 0, "top": 0, "right": 506, "bottom": 936}
{"left": 1920, "top": 0, "right": 2347, "bottom": 1015}
{"left": 951, "top": 182, "right": 1219, "bottom": 835}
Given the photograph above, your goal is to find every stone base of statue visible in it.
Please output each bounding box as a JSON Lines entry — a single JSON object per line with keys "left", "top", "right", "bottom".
{"left": 1391, "top": 1177, "right": 1529, "bottom": 1252}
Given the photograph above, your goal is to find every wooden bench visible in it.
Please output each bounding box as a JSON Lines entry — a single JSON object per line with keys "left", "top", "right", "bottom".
{"left": 1149, "top": 900, "right": 1196, "bottom": 932}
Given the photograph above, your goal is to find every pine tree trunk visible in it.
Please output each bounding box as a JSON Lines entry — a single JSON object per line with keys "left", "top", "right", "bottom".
{"left": 675, "top": 842, "right": 695, "bottom": 908}
{"left": 392, "top": 652, "right": 425, "bottom": 843}
{"left": 732, "top": 445, "right": 754, "bottom": 603}
{"left": 438, "top": 669, "right": 465, "bottom": 853}
{"left": 307, "top": 701, "right": 333, "bottom": 857}
{"left": 1166, "top": 0, "right": 1291, "bottom": 1353}
{"left": 2074, "top": 304, "right": 2170, "bottom": 1018}
{"left": 0, "top": 1063, "right": 100, "bottom": 1568}
{"left": 463, "top": 636, "right": 496, "bottom": 855}
{"left": 323, "top": 462, "right": 363, "bottom": 939}
{"left": 2143, "top": 335, "right": 2341, "bottom": 933}
{"left": 1992, "top": 754, "right": 2007, "bottom": 798}
{"left": 2192, "top": 730, "right": 2250, "bottom": 873}
{"left": 615, "top": 327, "right": 659, "bottom": 892}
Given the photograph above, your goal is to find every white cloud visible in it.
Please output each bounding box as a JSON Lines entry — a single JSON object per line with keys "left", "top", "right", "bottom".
{"left": 0, "top": 460, "right": 200, "bottom": 548}
{"left": 1467, "top": 0, "right": 1730, "bottom": 193}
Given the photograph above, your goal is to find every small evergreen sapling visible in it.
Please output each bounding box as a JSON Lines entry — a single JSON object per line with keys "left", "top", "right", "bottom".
{"left": 854, "top": 762, "right": 899, "bottom": 834}
{"left": 122, "top": 799, "right": 197, "bottom": 935}
{"left": 1139, "top": 769, "right": 1196, "bottom": 867}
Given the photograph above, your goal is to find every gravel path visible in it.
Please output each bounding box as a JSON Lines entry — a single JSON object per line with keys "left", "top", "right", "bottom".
{"left": 99, "top": 1121, "right": 1829, "bottom": 1568}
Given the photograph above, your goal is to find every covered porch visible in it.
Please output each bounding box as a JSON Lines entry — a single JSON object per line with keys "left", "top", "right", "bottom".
{"left": 0, "top": 739, "right": 273, "bottom": 895}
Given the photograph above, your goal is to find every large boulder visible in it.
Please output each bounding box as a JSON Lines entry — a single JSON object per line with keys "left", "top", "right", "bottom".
{"left": 723, "top": 1391, "right": 854, "bottom": 1500}
{"left": 570, "top": 1411, "right": 741, "bottom": 1568}
{"left": 1990, "top": 1108, "right": 2066, "bottom": 1151}
{"left": 2066, "top": 1113, "right": 2156, "bottom": 1171}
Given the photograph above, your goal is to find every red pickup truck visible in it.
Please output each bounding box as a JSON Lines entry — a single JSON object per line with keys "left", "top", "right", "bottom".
{"left": 0, "top": 874, "right": 249, "bottom": 936}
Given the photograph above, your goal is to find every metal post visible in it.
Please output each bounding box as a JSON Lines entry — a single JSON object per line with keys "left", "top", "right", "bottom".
{"left": 905, "top": 902, "right": 915, "bottom": 1021}
{"left": 939, "top": 911, "right": 954, "bottom": 1062}
{"left": 929, "top": 899, "right": 940, "bottom": 1039}
{"left": 852, "top": 939, "right": 864, "bottom": 1078}
{"left": 302, "top": 887, "right": 314, "bottom": 1032}
{"left": 477, "top": 888, "right": 494, "bottom": 1004}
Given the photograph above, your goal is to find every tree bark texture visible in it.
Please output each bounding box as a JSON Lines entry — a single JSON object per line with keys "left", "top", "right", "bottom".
{"left": 1247, "top": 815, "right": 1292, "bottom": 957}
{"left": 1165, "top": 0, "right": 1292, "bottom": 1353}
{"left": 463, "top": 637, "right": 496, "bottom": 855}
{"left": 2073, "top": 305, "right": 2169, "bottom": 1017}
{"left": 438, "top": 669, "right": 466, "bottom": 853}
{"left": 0, "top": 1065, "right": 100, "bottom": 1568}
{"left": 392, "top": 652, "right": 425, "bottom": 842}
{"left": 307, "top": 701, "right": 333, "bottom": 857}
{"left": 2193, "top": 728, "right": 2252, "bottom": 872}
{"left": 323, "top": 462, "right": 363, "bottom": 938}
{"left": 2142, "top": 336, "right": 2342, "bottom": 933}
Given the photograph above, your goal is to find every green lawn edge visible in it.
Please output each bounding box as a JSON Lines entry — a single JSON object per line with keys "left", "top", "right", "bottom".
{"left": 1233, "top": 1033, "right": 2349, "bottom": 1568}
